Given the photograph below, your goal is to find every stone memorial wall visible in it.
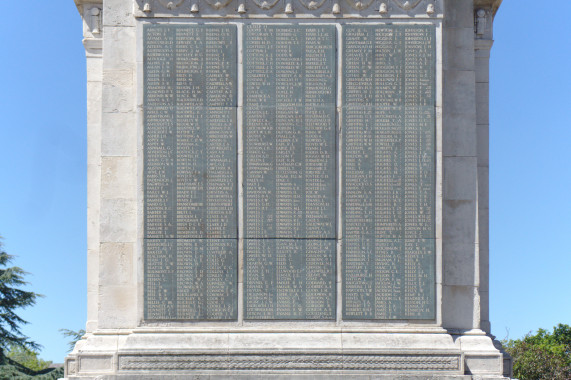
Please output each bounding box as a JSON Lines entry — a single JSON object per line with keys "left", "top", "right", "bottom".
{"left": 70, "top": 0, "right": 512, "bottom": 377}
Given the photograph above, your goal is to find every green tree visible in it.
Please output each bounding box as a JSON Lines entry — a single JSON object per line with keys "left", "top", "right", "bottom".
{"left": 5, "top": 346, "right": 51, "bottom": 372}
{"left": 0, "top": 238, "right": 42, "bottom": 353}
{"left": 503, "top": 324, "right": 571, "bottom": 380}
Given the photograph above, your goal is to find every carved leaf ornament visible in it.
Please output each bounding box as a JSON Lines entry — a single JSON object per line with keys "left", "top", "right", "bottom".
{"left": 205, "top": 0, "right": 233, "bottom": 9}
{"left": 299, "top": 0, "right": 327, "bottom": 10}
{"left": 393, "top": 0, "right": 423, "bottom": 10}
{"left": 345, "top": 0, "right": 374, "bottom": 11}
{"left": 251, "top": 0, "right": 280, "bottom": 9}
{"left": 158, "top": 0, "right": 185, "bottom": 9}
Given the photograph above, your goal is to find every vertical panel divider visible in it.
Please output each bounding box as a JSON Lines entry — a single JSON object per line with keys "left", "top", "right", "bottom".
{"left": 237, "top": 22, "right": 245, "bottom": 325}
{"left": 336, "top": 23, "right": 343, "bottom": 325}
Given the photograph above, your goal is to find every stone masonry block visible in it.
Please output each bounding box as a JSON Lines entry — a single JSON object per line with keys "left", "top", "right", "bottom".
{"left": 101, "top": 156, "right": 137, "bottom": 200}
{"left": 101, "top": 111, "right": 137, "bottom": 157}
{"left": 477, "top": 123, "right": 489, "bottom": 166}
{"left": 103, "top": 0, "right": 136, "bottom": 27}
{"left": 444, "top": 157, "right": 478, "bottom": 201}
{"left": 100, "top": 198, "right": 137, "bottom": 243}
{"left": 100, "top": 243, "right": 134, "bottom": 286}
{"left": 475, "top": 57, "right": 490, "bottom": 83}
{"left": 444, "top": 241, "right": 476, "bottom": 286}
{"left": 87, "top": 82, "right": 102, "bottom": 126}
{"left": 445, "top": 27, "right": 475, "bottom": 71}
{"left": 103, "top": 27, "right": 136, "bottom": 71}
{"left": 98, "top": 285, "right": 137, "bottom": 328}
{"left": 443, "top": 285, "right": 476, "bottom": 329}
{"left": 478, "top": 166, "right": 489, "bottom": 208}
{"left": 443, "top": 200, "right": 477, "bottom": 244}
{"left": 444, "top": 0, "right": 474, "bottom": 29}
{"left": 444, "top": 70, "right": 476, "bottom": 116}
{"left": 86, "top": 56, "right": 103, "bottom": 83}
{"left": 443, "top": 112, "right": 477, "bottom": 157}
{"left": 102, "top": 70, "right": 135, "bottom": 113}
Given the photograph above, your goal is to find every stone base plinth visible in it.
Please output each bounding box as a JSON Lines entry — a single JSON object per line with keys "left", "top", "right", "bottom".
{"left": 63, "top": 329, "right": 510, "bottom": 379}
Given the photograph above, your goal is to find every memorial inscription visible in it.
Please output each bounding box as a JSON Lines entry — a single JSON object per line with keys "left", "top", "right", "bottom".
{"left": 144, "top": 24, "right": 238, "bottom": 320}
{"left": 243, "top": 24, "right": 337, "bottom": 240}
{"left": 142, "top": 23, "right": 437, "bottom": 322}
{"left": 342, "top": 25, "right": 436, "bottom": 320}
{"left": 243, "top": 25, "right": 337, "bottom": 320}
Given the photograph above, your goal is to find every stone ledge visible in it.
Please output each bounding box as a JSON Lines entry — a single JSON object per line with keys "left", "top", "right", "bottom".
{"left": 66, "top": 375, "right": 478, "bottom": 380}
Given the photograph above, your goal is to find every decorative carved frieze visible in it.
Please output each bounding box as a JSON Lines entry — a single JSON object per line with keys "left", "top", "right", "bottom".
{"left": 134, "top": 0, "right": 443, "bottom": 18}
{"left": 118, "top": 353, "right": 461, "bottom": 372}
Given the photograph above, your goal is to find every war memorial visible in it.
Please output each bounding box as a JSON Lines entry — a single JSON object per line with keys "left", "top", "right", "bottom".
{"left": 67, "top": 0, "right": 510, "bottom": 378}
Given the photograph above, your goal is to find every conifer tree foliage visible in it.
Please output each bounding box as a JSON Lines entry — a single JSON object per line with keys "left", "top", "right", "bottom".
{"left": 60, "top": 328, "right": 85, "bottom": 352}
{"left": 0, "top": 238, "right": 41, "bottom": 353}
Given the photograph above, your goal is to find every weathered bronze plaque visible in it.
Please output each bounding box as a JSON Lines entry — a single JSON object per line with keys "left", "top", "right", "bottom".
{"left": 243, "top": 25, "right": 337, "bottom": 320}
{"left": 143, "top": 24, "right": 238, "bottom": 320}
{"left": 342, "top": 25, "right": 436, "bottom": 320}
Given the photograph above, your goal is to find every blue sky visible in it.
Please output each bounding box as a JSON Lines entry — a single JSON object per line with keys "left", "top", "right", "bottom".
{"left": 0, "top": 1, "right": 569, "bottom": 362}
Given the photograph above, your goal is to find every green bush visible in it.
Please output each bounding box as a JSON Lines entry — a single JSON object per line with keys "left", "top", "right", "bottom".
{"left": 503, "top": 324, "right": 571, "bottom": 380}
{"left": 0, "top": 351, "right": 63, "bottom": 380}
{"left": 6, "top": 346, "right": 52, "bottom": 372}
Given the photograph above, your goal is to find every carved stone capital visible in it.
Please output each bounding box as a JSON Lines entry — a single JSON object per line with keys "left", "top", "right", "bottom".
{"left": 75, "top": 3, "right": 103, "bottom": 56}
{"left": 474, "top": 0, "right": 502, "bottom": 17}
{"left": 474, "top": 7, "right": 494, "bottom": 40}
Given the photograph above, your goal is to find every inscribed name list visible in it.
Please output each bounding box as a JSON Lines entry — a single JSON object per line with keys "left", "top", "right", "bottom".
{"left": 243, "top": 24, "right": 336, "bottom": 239}
{"left": 243, "top": 25, "right": 336, "bottom": 320}
{"left": 342, "top": 25, "right": 436, "bottom": 320}
{"left": 144, "top": 25, "right": 238, "bottom": 320}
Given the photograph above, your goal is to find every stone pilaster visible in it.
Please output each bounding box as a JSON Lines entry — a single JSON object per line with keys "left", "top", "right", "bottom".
{"left": 75, "top": 0, "right": 103, "bottom": 335}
